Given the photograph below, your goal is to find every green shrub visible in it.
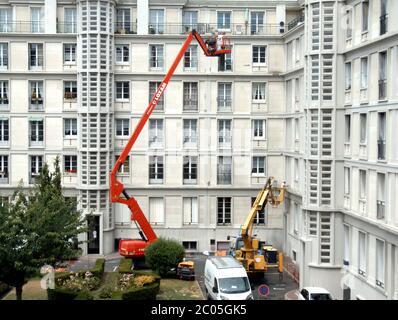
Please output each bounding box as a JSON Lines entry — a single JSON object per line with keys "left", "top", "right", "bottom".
{"left": 121, "top": 282, "right": 160, "bottom": 300}
{"left": 90, "top": 258, "right": 105, "bottom": 277}
{"left": 145, "top": 238, "right": 185, "bottom": 277}
{"left": 119, "top": 258, "right": 133, "bottom": 274}
{"left": 75, "top": 290, "right": 94, "bottom": 300}
{"left": 99, "top": 286, "right": 113, "bottom": 299}
{"left": 47, "top": 286, "right": 78, "bottom": 300}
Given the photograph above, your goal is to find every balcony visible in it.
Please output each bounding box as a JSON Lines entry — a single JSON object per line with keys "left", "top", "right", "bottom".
{"left": 217, "top": 98, "right": 232, "bottom": 112}
{"left": 380, "top": 14, "right": 388, "bottom": 35}
{"left": 287, "top": 13, "right": 304, "bottom": 31}
{"left": 57, "top": 22, "right": 77, "bottom": 34}
{"left": 377, "top": 200, "right": 385, "bottom": 220}
{"left": 377, "top": 139, "right": 386, "bottom": 161}
{"left": 114, "top": 23, "right": 137, "bottom": 34}
{"left": 0, "top": 22, "right": 44, "bottom": 33}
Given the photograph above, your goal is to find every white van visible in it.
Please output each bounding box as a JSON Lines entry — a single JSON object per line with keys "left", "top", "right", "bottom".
{"left": 204, "top": 256, "right": 254, "bottom": 300}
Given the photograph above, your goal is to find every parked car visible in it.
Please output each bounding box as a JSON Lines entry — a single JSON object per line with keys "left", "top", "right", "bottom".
{"left": 298, "top": 287, "right": 334, "bottom": 300}
{"left": 204, "top": 256, "right": 253, "bottom": 300}
{"left": 176, "top": 261, "right": 195, "bottom": 280}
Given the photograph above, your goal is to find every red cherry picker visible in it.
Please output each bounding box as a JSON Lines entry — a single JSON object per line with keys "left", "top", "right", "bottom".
{"left": 110, "top": 30, "right": 231, "bottom": 258}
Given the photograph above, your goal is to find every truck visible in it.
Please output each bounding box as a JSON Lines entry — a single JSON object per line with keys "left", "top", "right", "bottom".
{"left": 204, "top": 256, "right": 254, "bottom": 300}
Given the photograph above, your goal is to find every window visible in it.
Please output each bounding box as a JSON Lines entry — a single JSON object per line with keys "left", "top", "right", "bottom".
{"left": 183, "top": 197, "right": 198, "bottom": 225}
{"left": 253, "top": 119, "right": 265, "bottom": 139}
{"left": 252, "top": 156, "right": 265, "bottom": 176}
{"left": 376, "top": 239, "right": 385, "bottom": 287}
{"left": 294, "top": 159, "right": 299, "bottom": 182}
{"left": 64, "top": 44, "right": 76, "bottom": 64}
{"left": 217, "top": 156, "right": 232, "bottom": 185}
{"left": 30, "top": 81, "right": 44, "bottom": 110}
{"left": 359, "top": 170, "right": 366, "bottom": 200}
{"left": 64, "top": 81, "right": 77, "bottom": 100}
{"left": 116, "top": 119, "right": 129, "bottom": 137}
{"left": 217, "top": 11, "right": 231, "bottom": 30}
{"left": 378, "top": 112, "right": 386, "bottom": 160}
{"left": 31, "top": 7, "right": 44, "bottom": 33}
{"left": 362, "top": 1, "right": 369, "bottom": 32}
{"left": 218, "top": 120, "right": 232, "bottom": 148}
{"left": 358, "top": 231, "right": 366, "bottom": 276}
{"left": 253, "top": 46, "right": 267, "bottom": 65}
{"left": 115, "top": 45, "right": 129, "bottom": 63}
{"left": 217, "top": 82, "right": 232, "bottom": 111}
{"left": 149, "top": 156, "right": 163, "bottom": 184}
{"left": 116, "top": 9, "right": 131, "bottom": 33}
{"left": 64, "top": 155, "right": 77, "bottom": 174}
{"left": 380, "top": 0, "right": 388, "bottom": 35}
{"left": 183, "top": 156, "right": 197, "bottom": 184}
{"left": 251, "top": 197, "right": 265, "bottom": 225}
{"left": 345, "top": 115, "right": 351, "bottom": 143}
{"left": 294, "top": 118, "right": 300, "bottom": 141}
{"left": 182, "top": 11, "right": 198, "bottom": 31}
{"left": 184, "top": 45, "right": 198, "bottom": 70}
{"left": 217, "top": 197, "right": 231, "bottom": 225}
{"left": 64, "top": 118, "right": 77, "bottom": 137}
{"left": 0, "top": 81, "right": 8, "bottom": 106}
{"left": 149, "top": 45, "right": 164, "bottom": 69}
{"left": 149, "top": 197, "right": 164, "bottom": 225}
{"left": 183, "top": 119, "right": 197, "bottom": 147}
{"left": 344, "top": 167, "right": 350, "bottom": 196}
{"left": 115, "top": 155, "right": 130, "bottom": 174}
{"left": 360, "top": 114, "right": 367, "bottom": 143}
{"left": 30, "top": 155, "right": 43, "bottom": 183}
{"left": 0, "top": 43, "right": 8, "bottom": 69}
{"left": 29, "top": 43, "right": 43, "bottom": 69}
{"left": 218, "top": 51, "right": 232, "bottom": 71}
{"left": 0, "top": 8, "right": 12, "bottom": 32}
{"left": 64, "top": 8, "right": 77, "bottom": 33}
{"left": 345, "top": 62, "right": 352, "bottom": 90}
{"left": 183, "top": 82, "right": 198, "bottom": 111}
{"left": 251, "top": 12, "right": 264, "bottom": 35}
{"left": 149, "top": 82, "right": 164, "bottom": 110}
{"left": 346, "top": 10, "right": 352, "bottom": 39}
{"left": 29, "top": 120, "right": 44, "bottom": 146}
{"left": 293, "top": 202, "right": 299, "bottom": 234}
{"left": 343, "top": 225, "right": 350, "bottom": 265}
{"left": 182, "top": 241, "right": 197, "bottom": 251}
{"left": 149, "top": 9, "right": 164, "bottom": 34}
{"left": 0, "top": 119, "right": 9, "bottom": 145}
{"left": 379, "top": 51, "right": 387, "bottom": 100}
{"left": 115, "top": 81, "right": 130, "bottom": 100}
{"left": 252, "top": 82, "right": 266, "bottom": 101}
{"left": 0, "top": 155, "right": 8, "bottom": 183}
{"left": 149, "top": 119, "right": 163, "bottom": 148}
{"left": 377, "top": 173, "right": 386, "bottom": 220}
{"left": 360, "top": 57, "right": 368, "bottom": 89}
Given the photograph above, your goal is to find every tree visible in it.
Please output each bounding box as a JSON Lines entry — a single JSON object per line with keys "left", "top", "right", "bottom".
{"left": 145, "top": 238, "right": 185, "bottom": 277}
{"left": 0, "top": 156, "right": 87, "bottom": 300}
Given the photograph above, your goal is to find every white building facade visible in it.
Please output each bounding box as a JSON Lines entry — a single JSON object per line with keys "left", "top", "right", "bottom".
{"left": 0, "top": 0, "right": 397, "bottom": 300}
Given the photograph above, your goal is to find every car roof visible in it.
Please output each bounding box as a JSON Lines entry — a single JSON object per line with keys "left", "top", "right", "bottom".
{"left": 208, "top": 256, "right": 243, "bottom": 269}
{"left": 302, "top": 287, "right": 331, "bottom": 294}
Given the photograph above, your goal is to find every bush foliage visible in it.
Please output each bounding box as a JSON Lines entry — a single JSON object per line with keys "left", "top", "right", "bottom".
{"left": 145, "top": 238, "right": 185, "bottom": 277}
{"left": 118, "top": 258, "right": 133, "bottom": 274}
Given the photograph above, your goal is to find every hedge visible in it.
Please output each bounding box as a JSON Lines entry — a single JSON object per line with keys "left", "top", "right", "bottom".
{"left": 118, "top": 258, "right": 133, "bottom": 274}
{"left": 121, "top": 282, "right": 160, "bottom": 300}
{"left": 47, "top": 258, "right": 105, "bottom": 300}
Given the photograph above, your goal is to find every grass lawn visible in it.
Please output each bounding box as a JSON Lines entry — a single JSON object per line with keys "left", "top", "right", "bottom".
{"left": 157, "top": 278, "right": 203, "bottom": 300}
{"left": 3, "top": 279, "right": 47, "bottom": 300}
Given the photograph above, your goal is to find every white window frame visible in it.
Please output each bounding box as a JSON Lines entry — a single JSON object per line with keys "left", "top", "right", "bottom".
{"left": 217, "top": 11, "right": 232, "bottom": 31}
{"left": 115, "top": 44, "right": 130, "bottom": 64}
{"left": 184, "top": 45, "right": 198, "bottom": 70}
{"left": 252, "top": 82, "right": 266, "bottom": 101}
{"left": 360, "top": 57, "right": 368, "bottom": 89}
{"left": 0, "top": 81, "right": 9, "bottom": 106}
{"left": 0, "top": 118, "right": 9, "bottom": 145}
{"left": 0, "top": 8, "right": 12, "bottom": 33}
{"left": 183, "top": 82, "right": 198, "bottom": 111}
{"left": 0, "top": 155, "right": 8, "bottom": 181}
{"left": 149, "top": 44, "right": 164, "bottom": 69}
{"left": 115, "top": 81, "right": 130, "bottom": 101}
{"left": 217, "top": 197, "right": 231, "bottom": 225}
{"left": 252, "top": 156, "right": 266, "bottom": 177}
{"left": 183, "top": 197, "right": 198, "bottom": 225}
{"left": 149, "top": 156, "right": 164, "bottom": 184}
{"left": 115, "top": 155, "right": 130, "bottom": 175}
{"left": 361, "top": 1, "right": 369, "bottom": 33}
{"left": 250, "top": 11, "right": 265, "bottom": 35}
{"left": 116, "top": 119, "right": 130, "bottom": 137}
{"left": 344, "top": 167, "right": 351, "bottom": 196}
{"left": 149, "top": 9, "right": 165, "bottom": 34}
{"left": 64, "top": 155, "right": 77, "bottom": 174}
{"left": 116, "top": 8, "right": 131, "bottom": 32}
{"left": 30, "top": 155, "right": 43, "bottom": 182}
{"left": 217, "top": 156, "right": 232, "bottom": 185}
{"left": 252, "top": 119, "right": 266, "bottom": 140}
{"left": 149, "top": 82, "right": 164, "bottom": 110}
{"left": 149, "top": 119, "right": 164, "bottom": 148}
{"left": 252, "top": 45, "right": 267, "bottom": 66}
{"left": 63, "top": 43, "right": 76, "bottom": 65}
{"left": 29, "top": 43, "right": 43, "bottom": 70}
{"left": 359, "top": 169, "right": 367, "bottom": 200}
{"left": 64, "top": 81, "right": 77, "bottom": 100}
{"left": 217, "top": 82, "right": 232, "bottom": 112}
{"left": 358, "top": 231, "right": 367, "bottom": 276}
{"left": 31, "top": 7, "right": 44, "bottom": 33}
{"left": 64, "top": 118, "right": 77, "bottom": 137}
{"left": 375, "top": 238, "right": 385, "bottom": 288}
{"left": 0, "top": 43, "right": 8, "bottom": 69}
{"left": 343, "top": 224, "right": 350, "bottom": 265}
{"left": 218, "top": 119, "right": 232, "bottom": 149}
{"left": 29, "top": 120, "right": 44, "bottom": 146}
{"left": 149, "top": 197, "right": 164, "bottom": 225}
{"left": 64, "top": 8, "right": 77, "bottom": 33}
{"left": 183, "top": 119, "right": 197, "bottom": 147}
{"left": 183, "top": 156, "right": 198, "bottom": 184}
{"left": 345, "top": 62, "right": 352, "bottom": 90}
{"left": 360, "top": 113, "right": 367, "bottom": 144}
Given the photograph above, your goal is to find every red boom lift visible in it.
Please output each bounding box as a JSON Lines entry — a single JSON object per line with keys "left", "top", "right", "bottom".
{"left": 110, "top": 30, "right": 231, "bottom": 258}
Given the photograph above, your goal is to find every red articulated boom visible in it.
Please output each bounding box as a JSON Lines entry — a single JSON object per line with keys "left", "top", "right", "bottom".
{"left": 110, "top": 30, "right": 231, "bottom": 258}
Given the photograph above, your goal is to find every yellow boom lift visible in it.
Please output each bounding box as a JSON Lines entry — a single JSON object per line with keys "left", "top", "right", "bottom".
{"left": 229, "top": 177, "right": 286, "bottom": 277}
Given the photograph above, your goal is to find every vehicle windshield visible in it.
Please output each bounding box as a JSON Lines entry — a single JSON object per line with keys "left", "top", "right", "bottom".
{"left": 218, "top": 277, "right": 250, "bottom": 294}
{"left": 310, "top": 293, "right": 332, "bottom": 300}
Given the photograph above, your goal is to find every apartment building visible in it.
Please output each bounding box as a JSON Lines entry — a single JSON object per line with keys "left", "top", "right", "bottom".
{"left": 0, "top": 0, "right": 397, "bottom": 300}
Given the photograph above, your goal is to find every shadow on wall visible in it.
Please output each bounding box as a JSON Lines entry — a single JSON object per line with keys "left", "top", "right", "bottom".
{"left": 284, "top": 255, "right": 299, "bottom": 283}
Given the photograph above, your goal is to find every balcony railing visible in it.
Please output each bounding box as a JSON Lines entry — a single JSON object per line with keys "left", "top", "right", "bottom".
{"left": 57, "top": 22, "right": 77, "bottom": 34}
{"left": 380, "top": 14, "right": 388, "bottom": 35}
{"left": 287, "top": 13, "right": 305, "bottom": 31}
{"left": 0, "top": 22, "right": 44, "bottom": 33}
{"left": 377, "top": 200, "right": 385, "bottom": 219}
{"left": 378, "top": 79, "right": 387, "bottom": 100}
{"left": 114, "top": 23, "right": 284, "bottom": 36}
{"left": 377, "top": 139, "right": 386, "bottom": 160}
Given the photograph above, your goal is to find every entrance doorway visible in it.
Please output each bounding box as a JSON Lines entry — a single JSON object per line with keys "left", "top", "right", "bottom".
{"left": 87, "top": 215, "right": 100, "bottom": 254}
